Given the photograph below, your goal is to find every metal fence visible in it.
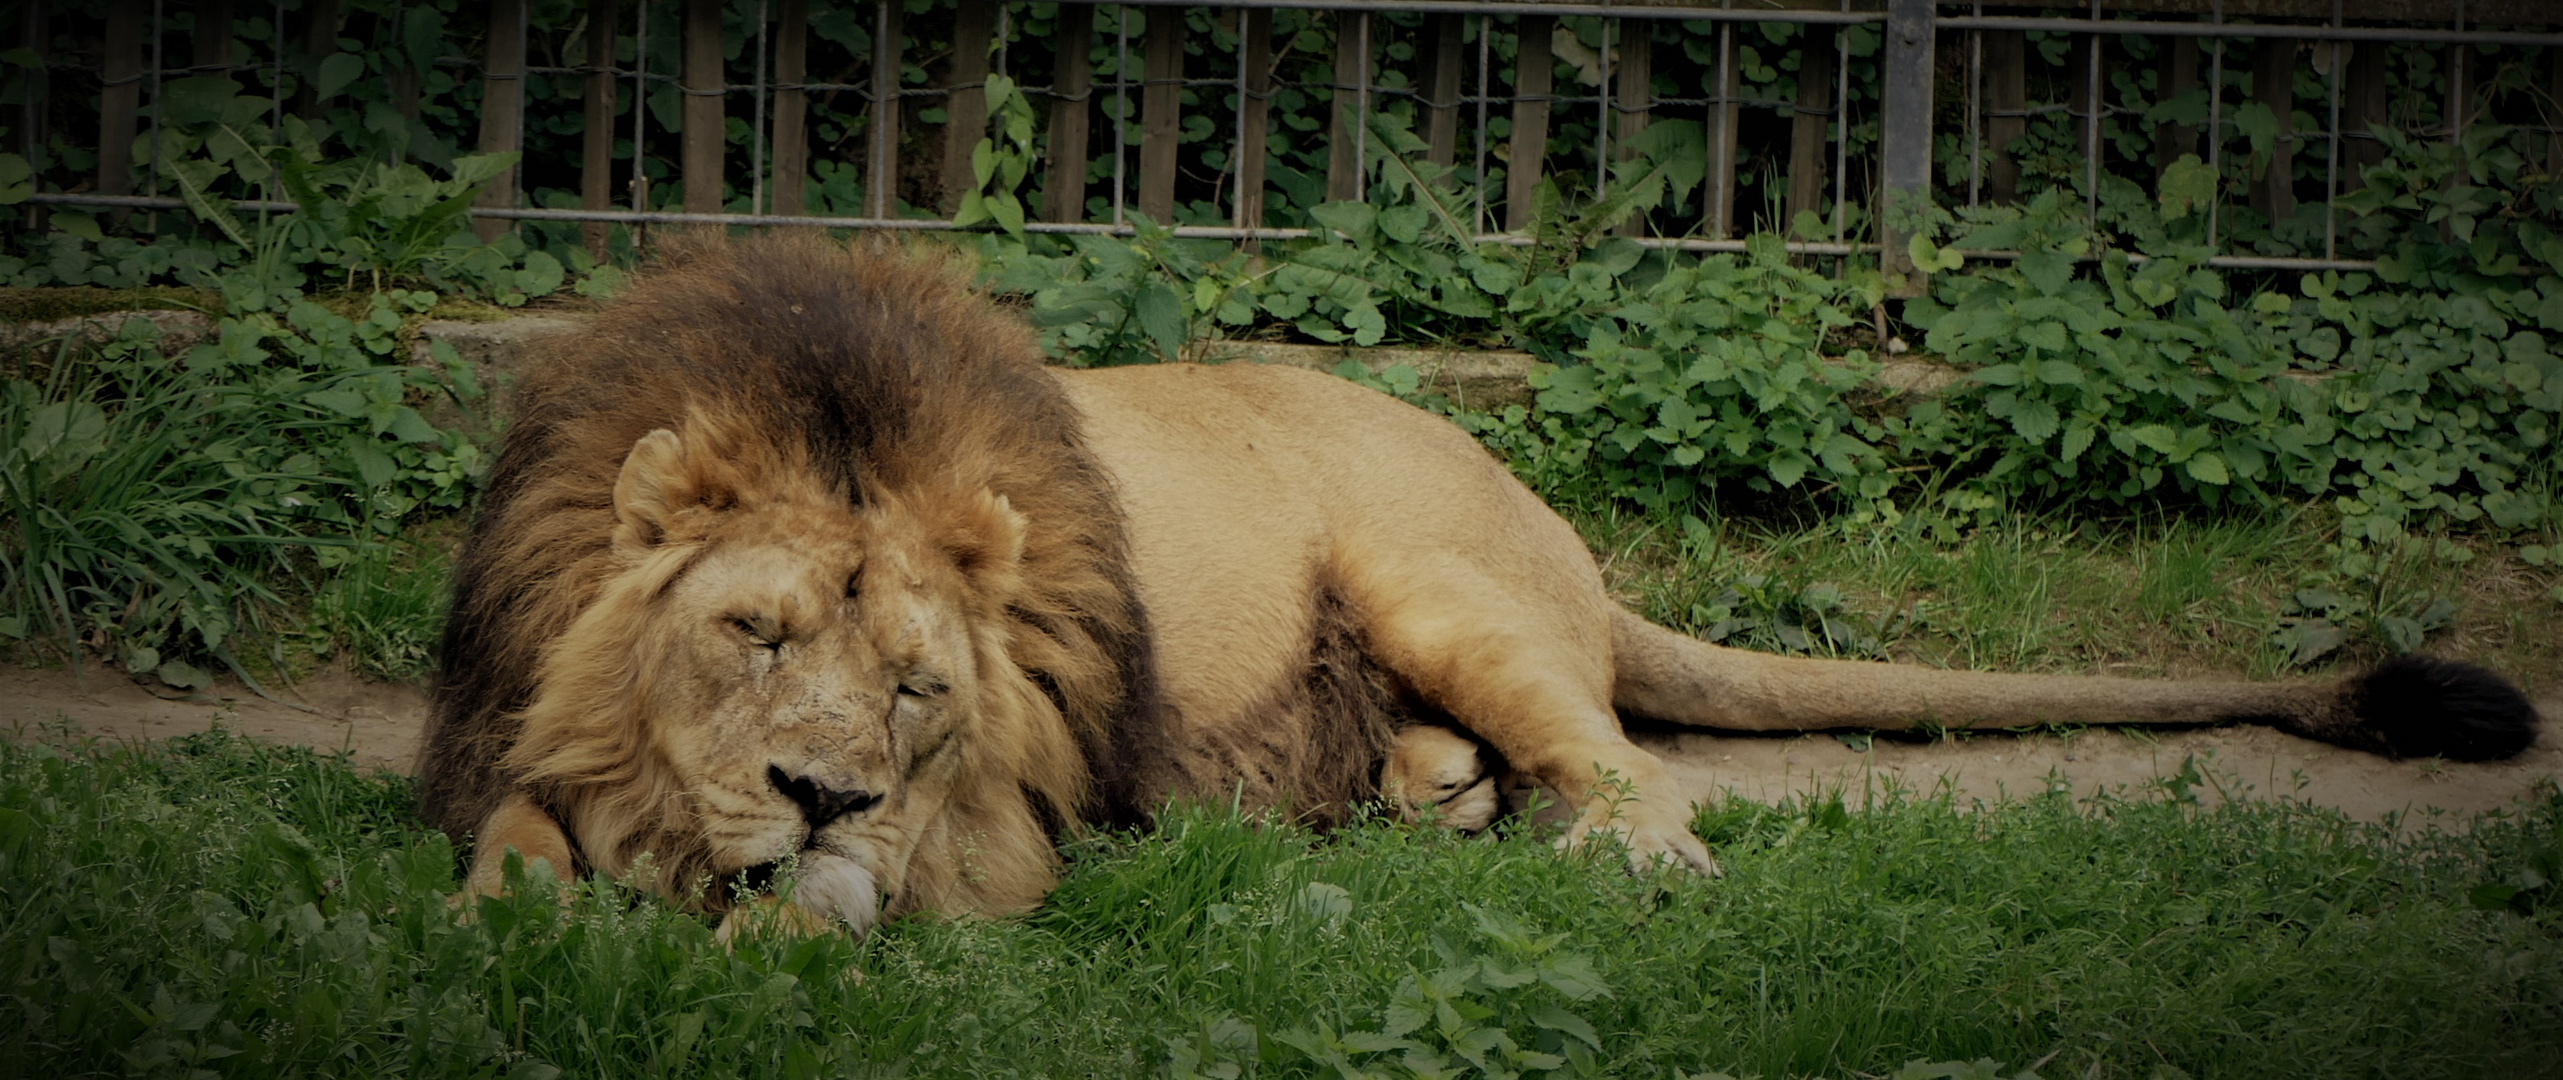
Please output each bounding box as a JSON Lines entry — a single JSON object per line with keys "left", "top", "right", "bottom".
{"left": 9, "top": 0, "right": 2561, "bottom": 278}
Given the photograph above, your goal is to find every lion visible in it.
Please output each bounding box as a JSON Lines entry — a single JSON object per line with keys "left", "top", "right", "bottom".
{"left": 416, "top": 233, "right": 2539, "bottom": 937}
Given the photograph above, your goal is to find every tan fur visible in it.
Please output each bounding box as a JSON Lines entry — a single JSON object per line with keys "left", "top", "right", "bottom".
{"left": 423, "top": 234, "right": 2524, "bottom": 934}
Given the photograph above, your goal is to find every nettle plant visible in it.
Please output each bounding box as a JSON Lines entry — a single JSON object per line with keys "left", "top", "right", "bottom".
{"left": 1, "top": 291, "right": 483, "bottom": 687}
{"left": 1499, "top": 233, "right": 1886, "bottom": 512}
{"left": 1911, "top": 172, "right": 2562, "bottom": 542}
{"left": 1, "top": 75, "right": 587, "bottom": 306}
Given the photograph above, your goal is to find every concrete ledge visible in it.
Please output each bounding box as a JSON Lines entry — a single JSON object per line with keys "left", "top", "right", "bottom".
{"left": 9, "top": 308, "right": 1984, "bottom": 429}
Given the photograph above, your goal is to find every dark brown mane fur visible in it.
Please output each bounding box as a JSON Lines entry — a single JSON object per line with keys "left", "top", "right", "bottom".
{"left": 416, "top": 233, "right": 1161, "bottom": 846}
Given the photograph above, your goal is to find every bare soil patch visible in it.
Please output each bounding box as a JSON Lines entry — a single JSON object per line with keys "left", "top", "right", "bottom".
{"left": 6, "top": 663, "right": 2556, "bottom": 825}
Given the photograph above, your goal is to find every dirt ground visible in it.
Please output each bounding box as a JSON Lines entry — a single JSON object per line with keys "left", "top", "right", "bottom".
{"left": 6, "top": 663, "right": 2558, "bottom": 827}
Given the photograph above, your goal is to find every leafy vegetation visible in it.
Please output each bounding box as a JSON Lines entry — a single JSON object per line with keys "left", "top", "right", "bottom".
{"left": 3, "top": 728, "right": 2559, "bottom": 1079}
{"left": 0, "top": 291, "right": 482, "bottom": 686}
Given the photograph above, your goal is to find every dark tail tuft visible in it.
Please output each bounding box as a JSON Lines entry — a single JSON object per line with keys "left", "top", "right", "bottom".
{"left": 2349, "top": 655, "right": 2539, "bottom": 762}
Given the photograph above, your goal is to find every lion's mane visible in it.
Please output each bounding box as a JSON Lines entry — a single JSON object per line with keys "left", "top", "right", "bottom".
{"left": 416, "top": 234, "right": 1164, "bottom": 902}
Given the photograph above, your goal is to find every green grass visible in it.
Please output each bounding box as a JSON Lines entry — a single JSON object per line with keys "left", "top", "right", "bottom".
{"left": 1576, "top": 504, "right": 2563, "bottom": 692}
{"left": 4, "top": 728, "right": 2560, "bottom": 1079}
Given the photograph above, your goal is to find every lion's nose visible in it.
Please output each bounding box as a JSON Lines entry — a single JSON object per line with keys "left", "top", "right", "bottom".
{"left": 767, "top": 764, "right": 882, "bottom": 829}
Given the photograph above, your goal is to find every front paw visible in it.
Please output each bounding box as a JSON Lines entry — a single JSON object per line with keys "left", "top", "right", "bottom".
{"left": 715, "top": 854, "right": 882, "bottom": 942}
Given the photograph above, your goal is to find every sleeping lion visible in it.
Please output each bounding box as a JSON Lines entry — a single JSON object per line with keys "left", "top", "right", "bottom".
{"left": 417, "top": 234, "right": 2536, "bottom": 937}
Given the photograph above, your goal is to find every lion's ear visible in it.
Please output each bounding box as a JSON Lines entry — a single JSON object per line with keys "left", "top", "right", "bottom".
{"left": 941, "top": 488, "right": 1028, "bottom": 597}
{"left": 613, "top": 429, "right": 698, "bottom": 554}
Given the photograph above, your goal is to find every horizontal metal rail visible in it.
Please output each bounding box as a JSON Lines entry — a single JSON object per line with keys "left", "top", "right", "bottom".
{"left": 23, "top": 191, "right": 2384, "bottom": 271}
{"left": 1936, "top": 16, "right": 2563, "bottom": 47}
{"left": 1082, "top": 0, "right": 1885, "bottom": 22}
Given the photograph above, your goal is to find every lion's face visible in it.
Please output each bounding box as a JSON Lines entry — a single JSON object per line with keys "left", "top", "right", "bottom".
{"left": 506, "top": 426, "right": 1034, "bottom": 935}
{"left": 651, "top": 515, "right": 980, "bottom": 886}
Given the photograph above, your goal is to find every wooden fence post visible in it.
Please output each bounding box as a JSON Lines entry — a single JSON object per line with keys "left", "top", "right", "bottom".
{"left": 98, "top": 0, "right": 143, "bottom": 215}
{"left": 941, "top": 0, "right": 995, "bottom": 213}
{"left": 2153, "top": 35, "right": 2197, "bottom": 179}
{"left": 1138, "top": 5, "right": 1182, "bottom": 223}
{"left": 1326, "top": 9, "right": 1368, "bottom": 203}
{"left": 473, "top": 0, "right": 525, "bottom": 239}
{"left": 581, "top": 0, "right": 620, "bottom": 255}
{"left": 1503, "top": 15, "right": 1553, "bottom": 232}
{"left": 1421, "top": 13, "right": 1463, "bottom": 173}
{"left": 1042, "top": 3, "right": 1094, "bottom": 222}
{"left": 196, "top": 0, "right": 237, "bottom": 72}
{"left": 1787, "top": 26, "right": 1835, "bottom": 230}
{"left": 868, "top": 0, "right": 904, "bottom": 218}
{"left": 773, "top": 0, "right": 809, "bottom": 216}
{"left": 1984, "top": 29, "right": 2022, "bottom": 203}
{"left": 2343, "top": 41, "right": 2387, "bottom": 174}
{"left": 294, "top": 0, "right": 340, "bottom": 117}
{"left": 1233, "top": 6, "right": 1272, "bottom": 236}
{"left": 2250, "top": 40, "right": 2294, "bottom": 223}
{"left": 2550, "top": 49, "right": 2562, "bottom": 175}
{"left": 1879, "top": 0, "right": 1933, "bottom": 293}
{"left": 680, "top": 0, "right": 724, "bottom": 214}
{"left": 1612, "top": 17, "right": 1650, "bottom": 236}
{"left": 1706, "top": 19, "right": 1737, "bottom": 238}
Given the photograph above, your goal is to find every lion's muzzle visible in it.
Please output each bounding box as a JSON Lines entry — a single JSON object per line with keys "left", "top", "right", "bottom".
{"left": 767, "top": 763, "right": 883, "bottom": 829}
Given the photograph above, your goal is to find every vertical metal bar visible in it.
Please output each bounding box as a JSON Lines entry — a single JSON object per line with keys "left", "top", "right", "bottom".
{"left": 1113, "top": 5, "right": 1127, "bottom": 226}
{"left": 997, "top": 4, "right": 1009, "bottom": 78}
{"left": 1042, "top": 2, "right": 1093, "bottom": 223}
{"left": 2324, "top": 0, "right": 2341, "bottom": 262}
{"left": 754, "top": 0, "right": 768, "bottom": 216}
{"left": 1356, "top": 11, "right": 1371, "bottom": 196}
{"left": 148, "top": 0, "right": 164, "bottom": 232}
{"left": 268, "top": 0, "right": 283, "bottom": 231}
{"left": 2084, "top": 0, "right": 2100, "bottom": 222}
{"left": 1233, "top": 5, "right": 1250, "bottom": 224}
{"left": 634, "top": 0, "right": 650, "bottom": 212}
{"left": 772, "top": 0, "right": 808, "bottom": 217}
{"left": 1595, "top": 18, "right": 1610, "bottom": 203}
{"left": 1473, "top": 14, "right": 1490, "bottom": 236}
{"left": 1237, "top": 13, "right": 1273, "bottom": 231}
{"left": 1833, "top": 2, "right": 1847, "bottom": 247}
{"left": 1879, "top": 0, "right": 1933, "bottom": 291}
{"left": 681, "top": 0, "right": 723, "bottom": 214}
{"left": 2206, "top": 0, "right": 2224, "bottom": 253}
{"left": 1967, "top": 4, "right": 1980, "bottom": 208}
{"left": 868, "top": 0, "right": 903, "bottom": 219}
{"left": 583, "top": 0, "right": 622, "bottom": 255}
{"left": 1505, "top": 14, "right": 1555, "bottom": 231}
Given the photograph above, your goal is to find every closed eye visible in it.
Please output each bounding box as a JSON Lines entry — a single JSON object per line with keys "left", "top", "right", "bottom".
{"left": 732, "top": 617, "right": 781, "bottom": 650}
{"left": 898, "top": 675, "right": 948, "bottom": 698}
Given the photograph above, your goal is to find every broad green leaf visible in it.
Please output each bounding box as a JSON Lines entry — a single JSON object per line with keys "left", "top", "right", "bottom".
{"left": 2159, "top": 154, "right": 2217, "bottom": 219}
{"left": 2185, "top": 451, "right": 2230, "bottom": 485}
{"left": 2009, "top": 400, "right": 2060, "bottom": 444}
{"left": 316, "top": 52, "right": 366, "bottom": 99}
{"left": 1133, "top": 281, "right": 1187, "bottom": 362}
{"left": 2122, "top": 424, "right": 2180, "bottom": 454}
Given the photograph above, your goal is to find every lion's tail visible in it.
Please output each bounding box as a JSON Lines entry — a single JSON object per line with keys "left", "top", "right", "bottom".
{"left": 1608, "top": 610, "right": 2539, "bottom": 761}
